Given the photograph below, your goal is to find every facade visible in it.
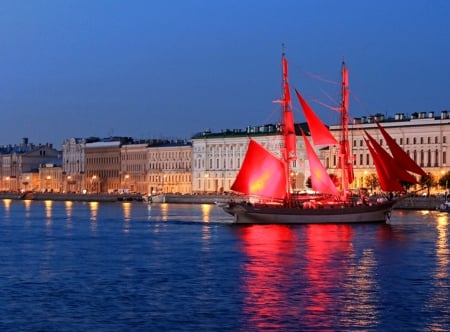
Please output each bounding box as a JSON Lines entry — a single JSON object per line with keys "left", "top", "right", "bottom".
{"left": 84, "top": 140, "right": 124, "bottom": 193}
{"left": 0, "top": 139, "right": 60, "bottom": 192}
{"left": 121, "top": 143, "right": 148, "bottom": 194}
{"left": 61, "top": 137, "right": 97, "bottom": 193}
{"left": 328, "top": 111, "right": 450, "bottom": 191}
{"left": 2, "top": 111, "right": 450, "bottom": 195}
{"left": 147, "top": 140, "right": 192, "bottom": 195}
{"left": 39, "top": 163, "right": 63, "bottom": 192}
{"left": 191, "top": 124, "right": 310, "bottom": 194}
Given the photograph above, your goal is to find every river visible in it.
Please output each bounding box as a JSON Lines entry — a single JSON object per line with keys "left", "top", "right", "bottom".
{"left": 0, "top": 199, "right": 448, "bottom": 331}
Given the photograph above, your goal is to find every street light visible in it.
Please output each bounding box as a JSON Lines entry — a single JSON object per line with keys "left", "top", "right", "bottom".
{"left": 204, "top": 173, "right": 209, "bottom": 193}
{"left": 46, "top": 176, "right": 51, "bottom": 192}
{"left": 91, "top": 175, "right": 98, "bottom": 193}
{"left": 124, "top": 174, "right": 129, "bottom": 191}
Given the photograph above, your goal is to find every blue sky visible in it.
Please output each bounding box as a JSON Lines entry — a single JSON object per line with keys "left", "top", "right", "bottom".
{"left": 0, "top": 0, "right": 449, "bottom": 146}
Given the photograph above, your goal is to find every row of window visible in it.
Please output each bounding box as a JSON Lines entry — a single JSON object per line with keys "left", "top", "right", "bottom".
{"left": 353, "top": 136, "right": 447, "bottom": 147}
{"left": 344, "top": 150, "right": 447, "bottom": 167}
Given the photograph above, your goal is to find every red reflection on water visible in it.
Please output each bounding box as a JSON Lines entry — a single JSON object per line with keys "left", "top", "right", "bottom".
{"left": 303, "top": 225, "right": 353, "bottom": 315}
{"left": 239, "top": 224, "right": 354, "bottom": 330}
{"left": 239, "top": 225, "right": 297, "bottom": 330}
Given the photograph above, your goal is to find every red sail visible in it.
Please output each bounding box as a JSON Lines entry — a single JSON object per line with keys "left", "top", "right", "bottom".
{"left": 231, "top": 139, "right": 287, "bottom": 200}
{"left": 365, "top": 138, "right": 404, "bottom": 192}
{"left": 375, "top": 121, "right": 427, "bottom": 177}
{"left": 365, "top": 131, "right": 416, "bottom": 190}
{"left": 301, "top": 130, "right": 339, "bottom": 196}
{"left": 295, "top": 89, "right": 338, "bottom": 146}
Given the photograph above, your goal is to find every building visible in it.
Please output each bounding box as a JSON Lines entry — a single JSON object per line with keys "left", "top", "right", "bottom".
{"left": 39, "top": 163, "right": 63, "bottom": 192}
{"left": 191, "top": 124, "right": 310, "bottom": 194}
{"left": 62, "top": 137, "right": 100, "bottom": 193}
{"left": 0, "top": 138, "right": 60, "bottom": 192}
{"left": 328, "top": 111, "right": 450, "bottom": 191}
{"left": 121, "top": 142, "right": 149, "bottom": 194}
{"left": 84, "top": 138, "right": 132, "bottom": 193}
{"left": 147, "top": 140, "right": 192, "bottom": 195}
{"left": 2, "top": 109, "right": 450, "bottom": 195}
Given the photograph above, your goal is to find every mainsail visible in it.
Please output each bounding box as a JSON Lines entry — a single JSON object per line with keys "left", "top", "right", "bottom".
{"left": 230, "top": 139, "right": 287, "bottom": 200}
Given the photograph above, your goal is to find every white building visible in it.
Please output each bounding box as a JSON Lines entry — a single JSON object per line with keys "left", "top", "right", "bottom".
{"left": 329, "top": 111, "right": 450, "bottom": 191}
{"left": 191, "top": 124, "right": 310, "bottom": 194}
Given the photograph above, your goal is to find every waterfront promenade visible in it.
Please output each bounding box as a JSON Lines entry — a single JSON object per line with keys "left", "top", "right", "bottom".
{"left": 0, "top": 191, "right": 445, "bottom": 210}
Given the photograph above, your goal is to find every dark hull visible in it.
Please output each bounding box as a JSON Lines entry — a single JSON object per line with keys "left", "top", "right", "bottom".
{"left": 222, "top": 200, "right": 396, "bottom": 224}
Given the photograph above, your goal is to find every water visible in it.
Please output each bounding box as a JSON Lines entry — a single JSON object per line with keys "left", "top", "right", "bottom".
{"left": 0, "top": 199, "right": 449, "bottom": 331}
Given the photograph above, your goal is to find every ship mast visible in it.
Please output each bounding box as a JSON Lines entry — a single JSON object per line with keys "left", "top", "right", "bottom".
{"left": 281, "top": 46, "right": 297, "bottom": 200}
{"left": 339, "top": 60, "right": 353, "bottom": 199}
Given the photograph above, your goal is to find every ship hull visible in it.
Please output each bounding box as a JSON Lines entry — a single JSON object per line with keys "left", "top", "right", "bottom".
{"left": 222, "top": 200, "right": 395, "bottom": 224}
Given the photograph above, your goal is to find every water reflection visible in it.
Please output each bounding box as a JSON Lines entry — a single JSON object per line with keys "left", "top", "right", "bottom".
{"left": 2, "top": 199, "right": 12, "bottom": 217}
{"left": 44, "top": 200, "right": 52, "bottom": 227}
{"left": 435, "top": 214, "right": 448, "bottom": 280}
{"left": 238, "top": 224, "right": 382, "bottom": 329}
{"left": 89, "top": 202, "right": 98, "bottom": 232}
{"left": 303, "top": 225, "right": 357, "bottom": 326}
{"left": 122, "top": 202, "right": 131, "bottom": 233}
{"left": 238, "top": 225, "right": 297, "bottom": 330}
{"left": 65, "top": 201, "right": 73, "bottom": 228}
{"left": 201, "top": 204, "right": 212, "bottom": 223}
{"left": 424, "top": 213, "right": 449, "bottom": 330}
{"left": 161, "top": 203, "right": 169, "bottom": 221}
{"left": 24, "top": 199, "right": 32, "bottom": 218}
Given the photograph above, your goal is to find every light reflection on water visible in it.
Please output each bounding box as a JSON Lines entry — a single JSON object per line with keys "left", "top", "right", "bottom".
{"left": 0, "top": 200, "right": 449, "bottom": 330}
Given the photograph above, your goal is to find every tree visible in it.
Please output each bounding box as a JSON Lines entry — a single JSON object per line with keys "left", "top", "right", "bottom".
{"left": 438, "top": 171, "right": 450, "bottom": 190}
{"left": 305, "top": 176, "right": 312, "bottom": 189}
{"left": 366, "top": 173, "right": 379, "bottom": 192}
{"left": 419, "top": 173, "right": 435, "bottom": 196}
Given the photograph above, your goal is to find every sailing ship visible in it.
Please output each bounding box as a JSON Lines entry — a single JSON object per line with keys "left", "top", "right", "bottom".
{"left": 222, "top": 51, "right": 426, "bottom": 224}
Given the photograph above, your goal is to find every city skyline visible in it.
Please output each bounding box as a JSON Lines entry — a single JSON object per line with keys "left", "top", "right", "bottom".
{"left": 1, "top": 0, "right": 449, "bottom": 146}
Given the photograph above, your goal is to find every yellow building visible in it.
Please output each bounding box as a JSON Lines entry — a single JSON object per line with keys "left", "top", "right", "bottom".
{"left": 147, "top": 140, "right": 192, "bottom": 195}
{"left": 39, "top": 163, "right": 63, "bottom": 193}
{"left": 84, "top": 141, "right": 122, "bottom": 193}
{"left": 121, "top": 143, "right": 148, "bottom": 194}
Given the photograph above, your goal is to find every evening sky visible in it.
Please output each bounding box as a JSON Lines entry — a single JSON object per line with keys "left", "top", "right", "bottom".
{"left": 0, "top": 0, "right": 449, "bottom": 146}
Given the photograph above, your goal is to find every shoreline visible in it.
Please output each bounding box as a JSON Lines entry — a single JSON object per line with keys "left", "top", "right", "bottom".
{"left": 0, "top": 192, "right": 445, "bottom": 210}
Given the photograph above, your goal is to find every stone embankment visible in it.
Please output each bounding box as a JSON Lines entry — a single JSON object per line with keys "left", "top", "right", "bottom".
{"left": 0, "top": 192, "right": 445, "bottom": 210}
{"left": 393, "top": 196, "right": 443, "bottom": 210}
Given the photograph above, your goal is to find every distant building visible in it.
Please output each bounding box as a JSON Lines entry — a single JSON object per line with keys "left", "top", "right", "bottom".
{"left": 147, "top": 140, "right": 192, "bottom": 195}
{"left": 0, "top": 138, "right": 60, "bottom": 191}
{"left": 329, "top": 111, "right": 450, "bottom": 191}
{"left": 84, "top": 138, "right": 133, "bottom": 193}
{"left": 39, "top": 163, "right": 63, "bottom": 192}
{"left": 191, "top": 124, "right": 310, "bottom": 194}
{"left": 62, "top": 137, "right": 99, "bottom": 193}
{"left": 121, "top": 142, "right": 149, "bottom": 194}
